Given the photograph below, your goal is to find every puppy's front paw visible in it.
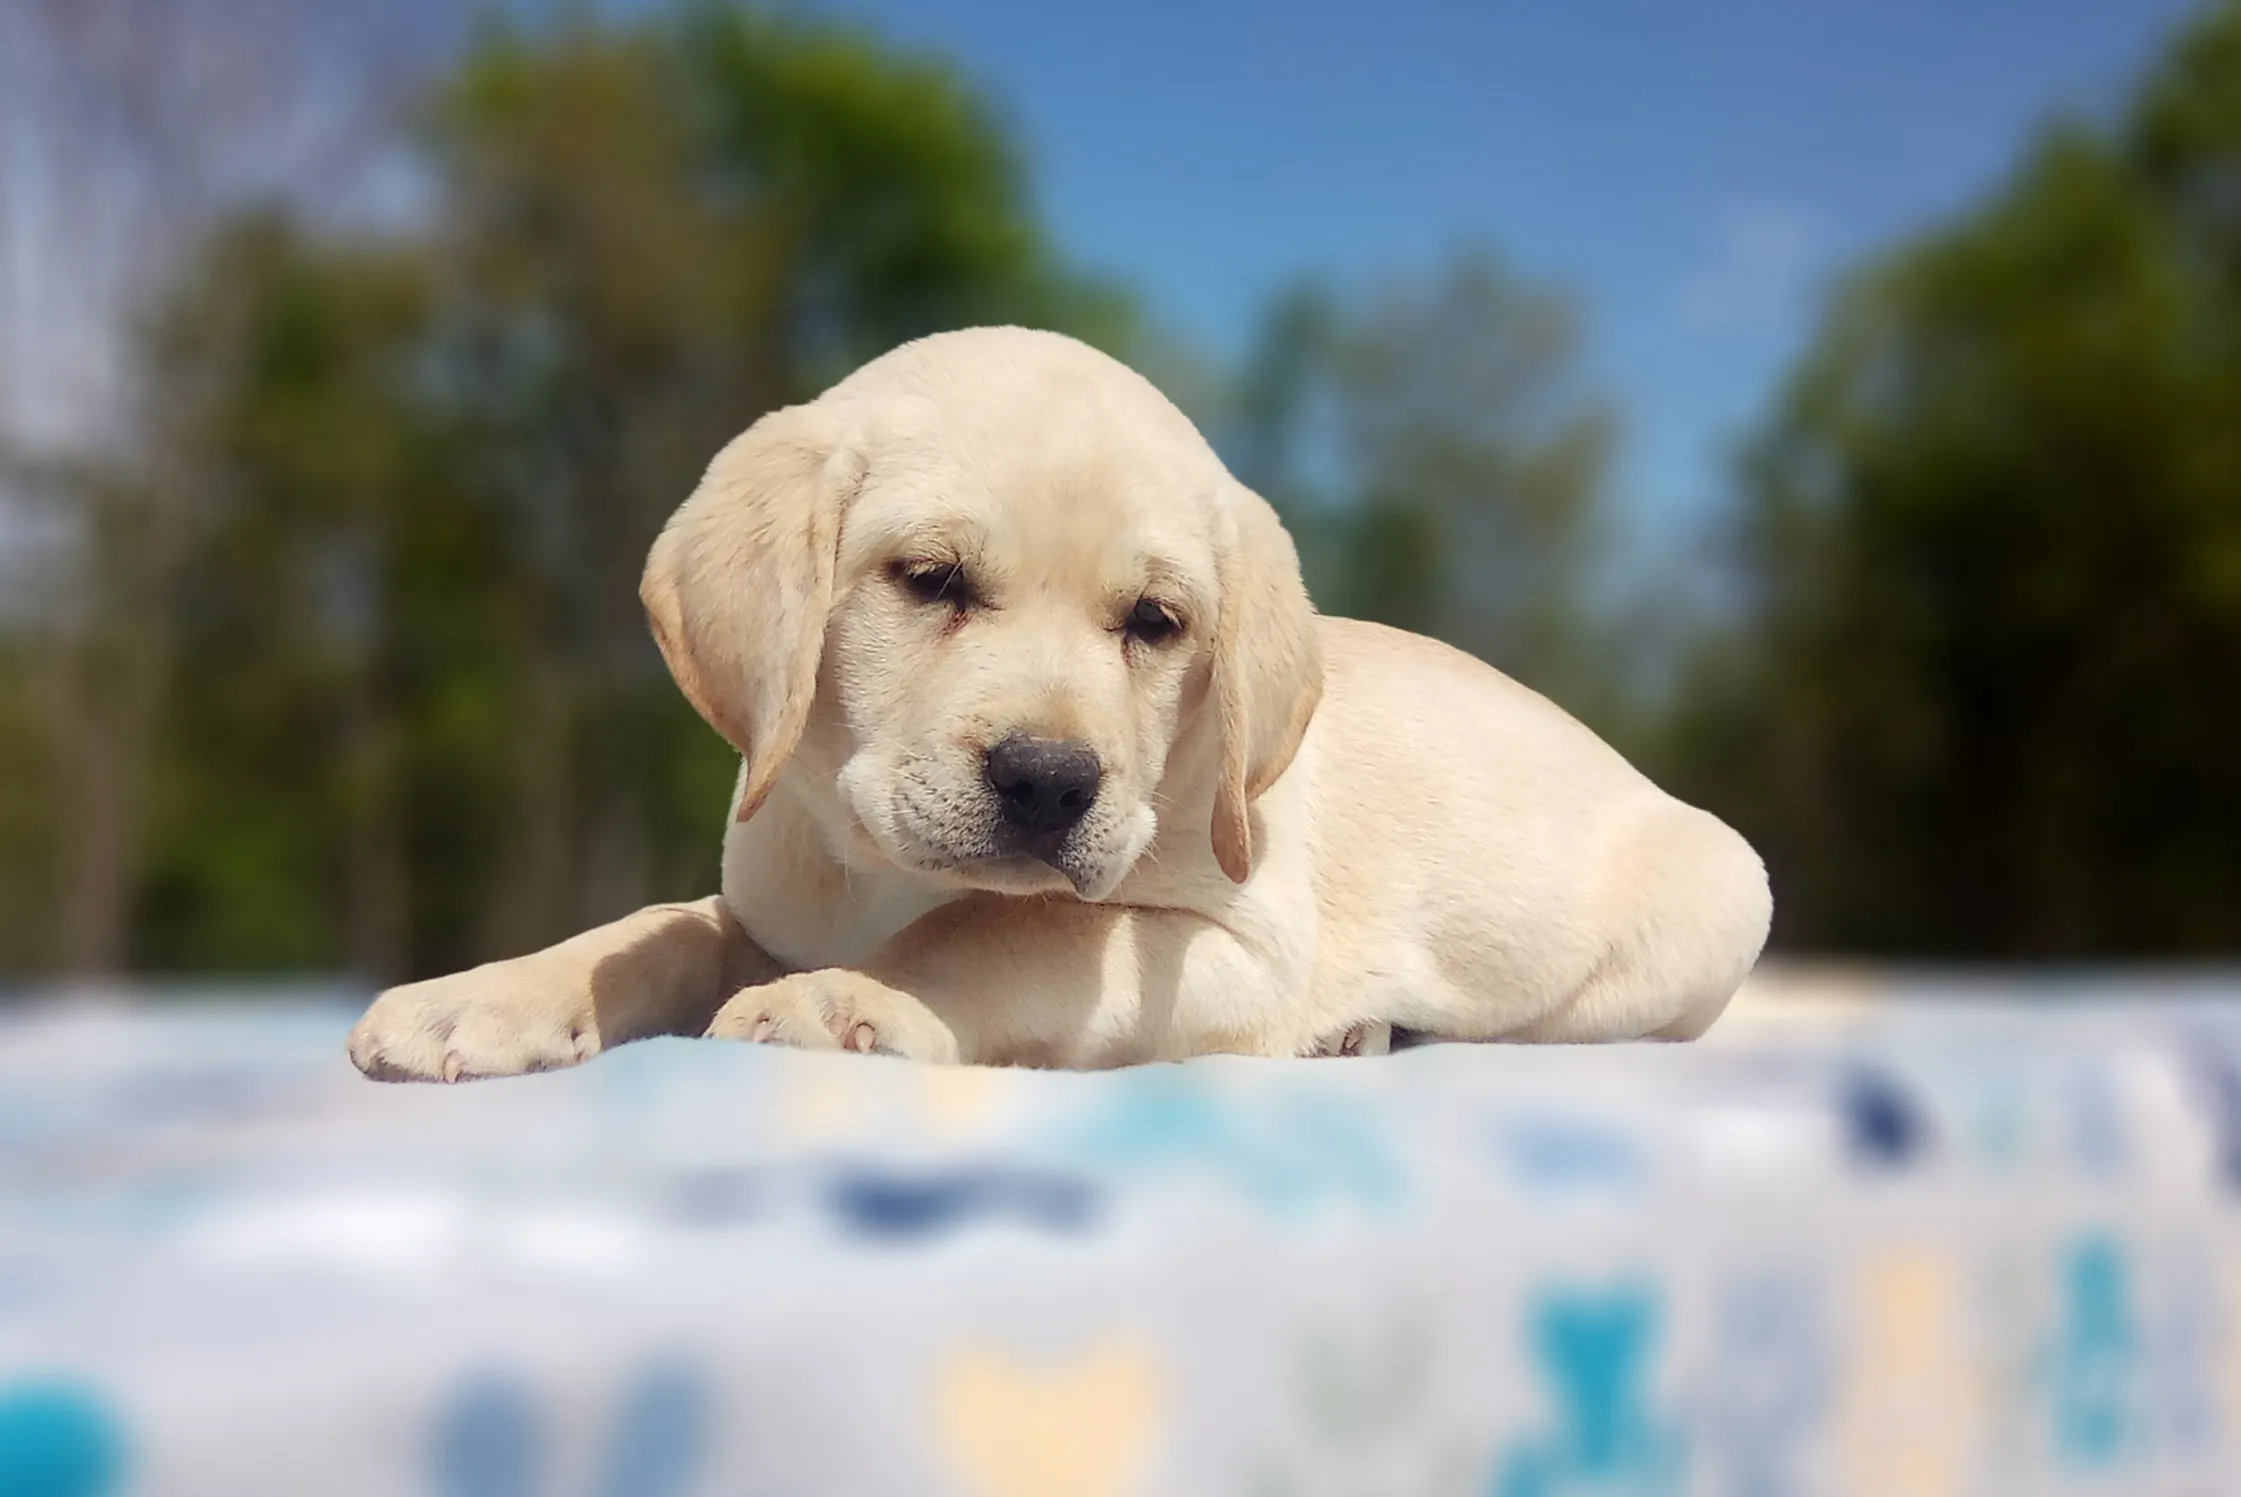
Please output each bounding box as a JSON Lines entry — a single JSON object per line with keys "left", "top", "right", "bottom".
{"left": 347, "top": 961, "right": 596, "bottom": 1083}
{"left": 707, "top": 970, "right": 960, "bottom": 1064}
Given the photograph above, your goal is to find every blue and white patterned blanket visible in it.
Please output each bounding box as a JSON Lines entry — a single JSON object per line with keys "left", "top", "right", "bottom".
{"left": 3, "top": 992, "right": 2240, "bottom": 1496}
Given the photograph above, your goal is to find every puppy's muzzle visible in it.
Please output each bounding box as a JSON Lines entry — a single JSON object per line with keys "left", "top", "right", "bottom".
{"left": 985, "top": 735, "right": 1101, "bottom": 861}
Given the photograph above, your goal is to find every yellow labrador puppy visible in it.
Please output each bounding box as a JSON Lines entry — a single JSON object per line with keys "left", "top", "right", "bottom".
{"left": 349, "top": 327, "right": 1769, "bottom": 1080}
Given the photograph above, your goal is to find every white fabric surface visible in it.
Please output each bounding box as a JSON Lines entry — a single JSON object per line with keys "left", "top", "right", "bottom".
{"left": 3, "top": 991, "right": 2239, "bottom": 1496}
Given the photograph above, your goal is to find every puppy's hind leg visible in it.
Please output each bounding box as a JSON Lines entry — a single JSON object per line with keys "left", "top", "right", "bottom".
{"left": 1302, "top": 1020, "right": 1394, "bottom": 1058}
{"left": 1509, "top": 804, "right": 1772, "bottom": 1044}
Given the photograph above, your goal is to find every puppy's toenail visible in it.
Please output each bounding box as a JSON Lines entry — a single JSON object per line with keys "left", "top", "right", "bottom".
{"left": 442, "top": 1052, "right": 465, "bottom": 1082}
{"left": 845, "top": 1022, "right": 877, "bottom": 1053}
{"left": 751, "top": 1016, "right": 775, "bottom": 1041}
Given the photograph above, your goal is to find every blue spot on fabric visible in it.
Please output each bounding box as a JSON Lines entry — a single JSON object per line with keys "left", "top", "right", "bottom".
{"left": 1698, "top": 1272, "right": 1829, "bottom": 1497}
{"left": 1492, "top": 1284, "right": 1682, "bottom": 1497}
{"left": 823, "top": 1164, "right": 1099, "bottom": 1240}
{"left": 1075, "top": 1071, "right": 1241, "bottom": 1157}
{"left": 2064, "top": 1072, "right": 2128, "bottom": 1179}
{"left": 428, "top": 1361, "right": 719, "bottom": 1497}
{"left": 1970, "top": 1080, "right": 2027, "bottom": 1173}
{"left": 2184, "top": 1044, "right": 2241, "bottom": 1191}
{"left": 664, "top": 1167, "right": 781, "bottom": 1227}
{"left": 2156, "top": 1250, "right": 2220, "bottom": 1458}
{"left": 1500, "top": 1118, "right": 1646, "bottom": 1196}
{"left": 1070, "top": 1070, "right": 1400, "bottom": 1216}
{"left": 593, "top": 1363, "right": 710, "bottom": 1497}
{"left": 1274, "top": 1092, "right": 1404, "bottom": 1211}
{"left": 0, "top": 1380, "right": 126, "bottom": 1497}
{"left": 2041, "top": 1235, "right": 2140, "bottom": 1468}
{"left": 432, "top": 1374, "right": 544, "bottom": 1497}
{"left": 1839, "top": 1067, "right": 1929, "bottom": 1168}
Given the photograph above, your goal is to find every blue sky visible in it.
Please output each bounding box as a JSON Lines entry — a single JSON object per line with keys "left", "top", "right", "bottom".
{"left": 807, "top": 0, "right": 2204, "bottom": 540}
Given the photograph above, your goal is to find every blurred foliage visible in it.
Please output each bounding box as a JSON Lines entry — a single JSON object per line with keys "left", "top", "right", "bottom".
{"left": 1671, "top": 0, "right": 2241, "bottom": 955}
{"left": 5, "top": 0, "right": 2240, "bottom": 980}
{"left": 0, "top": 4, "right": 1129, "bottom": 980}
{"left": 1226, "top": 253, "right": 1623, "bottom": 724}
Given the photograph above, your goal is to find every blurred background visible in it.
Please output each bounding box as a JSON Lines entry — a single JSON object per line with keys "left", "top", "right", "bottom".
{"left": 3, "top": 0, "right": 2238, "bottom": 992}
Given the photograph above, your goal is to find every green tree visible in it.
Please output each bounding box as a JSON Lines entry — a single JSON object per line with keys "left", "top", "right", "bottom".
{"left": 1228, "top": 252, "right": 1620, "bottom": 719}
{"left": 6, "top": 5, "right": 1129, "bottom": 981}
{"left": 1677, "top": 1, "right": 2241, "bottom": 955}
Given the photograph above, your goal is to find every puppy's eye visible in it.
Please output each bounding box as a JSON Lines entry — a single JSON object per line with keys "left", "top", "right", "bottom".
{"left": 1125, "top": 597, "right": 1183, "bottom": 644}
{"left": 894, "top": 561, "right": 967, "bottom": 608}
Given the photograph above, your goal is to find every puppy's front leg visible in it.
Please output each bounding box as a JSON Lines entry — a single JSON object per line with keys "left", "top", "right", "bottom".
{"left": 349, "top": 897, "right": 775, "bottom": 1082}
{"left": 708, "top": 895, "right": 1310, "bottom": 1067}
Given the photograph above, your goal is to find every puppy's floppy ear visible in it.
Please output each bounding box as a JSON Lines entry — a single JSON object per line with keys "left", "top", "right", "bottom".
{"left": 1210, "top": 484, "right": 1324, "bottom": 882}
{"left": 641, "top": 402, "right": 863, "bottom": 823}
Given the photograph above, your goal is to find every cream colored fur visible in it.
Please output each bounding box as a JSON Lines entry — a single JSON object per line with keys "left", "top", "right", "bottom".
{"left": 349, "top": 328, "right": 1769, "bottom": 1080}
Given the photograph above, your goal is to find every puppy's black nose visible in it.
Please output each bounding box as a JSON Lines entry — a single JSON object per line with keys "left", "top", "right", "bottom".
{"left": 985, "top": 736, "right": 1102, "bottom": 839}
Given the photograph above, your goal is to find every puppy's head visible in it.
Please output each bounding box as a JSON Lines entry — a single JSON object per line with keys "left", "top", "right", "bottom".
{"left": 642, "top": 327, "right": 1320, "bottom": 898}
